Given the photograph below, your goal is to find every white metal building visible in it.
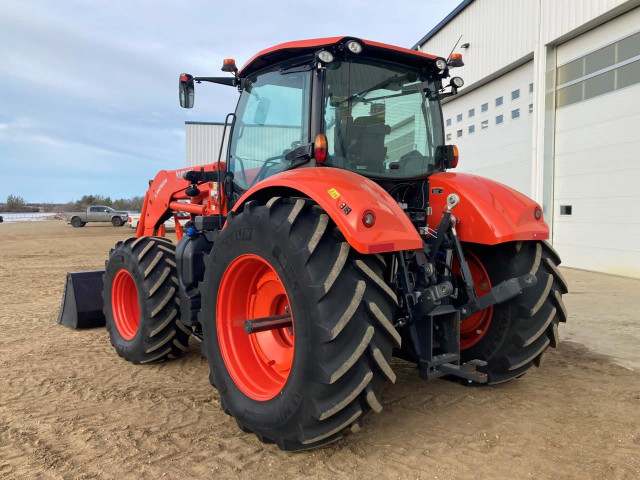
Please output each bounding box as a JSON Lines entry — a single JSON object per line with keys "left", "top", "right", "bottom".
{"left": 415, "top": 0, "right": 640, "bottom": 278}
{"left": 185, "top": 121, "right": 229, "bottom": 167}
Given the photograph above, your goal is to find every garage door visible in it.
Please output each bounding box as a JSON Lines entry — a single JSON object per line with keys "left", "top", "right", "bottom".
{"left": 553, "top": 9, "right": 640, "bottom": 277}
{"left": 442, "top": 61, "right": 534, "bottom": 196}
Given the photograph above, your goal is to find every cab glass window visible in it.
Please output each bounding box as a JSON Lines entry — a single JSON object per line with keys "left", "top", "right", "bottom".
{"left": 323, "top": 58, "right": 444, "bottom": 179}
{"left": 228, "top": 69, "right": 311, "bottom": 190}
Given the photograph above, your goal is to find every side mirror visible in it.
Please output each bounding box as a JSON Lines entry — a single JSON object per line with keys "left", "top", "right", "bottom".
{"left": 436, "top": 145, "right": 459, "bottom": 169}
{"left": 253, "top": 97, "right": 271, "bottom": 125}
{"left": 179, "top": 73, "right": 195, "bottom": 108}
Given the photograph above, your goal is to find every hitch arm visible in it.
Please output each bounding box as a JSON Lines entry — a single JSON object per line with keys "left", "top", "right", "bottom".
{"left": 459, "top": 274, "right": 537, "bottom": 319}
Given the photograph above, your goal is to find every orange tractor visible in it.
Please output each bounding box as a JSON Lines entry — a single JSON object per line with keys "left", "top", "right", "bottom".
{"left": 90, "top": 37, "right": 567, "bottom": 450}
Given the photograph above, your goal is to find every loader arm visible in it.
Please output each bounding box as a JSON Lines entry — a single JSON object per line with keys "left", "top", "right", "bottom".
{"left": 136, "top": 162, "right": 227, "bottom": 240}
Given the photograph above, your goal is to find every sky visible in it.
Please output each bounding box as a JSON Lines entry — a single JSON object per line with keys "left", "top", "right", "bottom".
{"left": 0, "top": 0, "right": 460, "bottom": 203}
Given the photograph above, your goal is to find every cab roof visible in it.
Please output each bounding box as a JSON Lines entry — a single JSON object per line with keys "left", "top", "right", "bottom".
{"left": 238, "top": 37, "right": 440, "bottom": 77}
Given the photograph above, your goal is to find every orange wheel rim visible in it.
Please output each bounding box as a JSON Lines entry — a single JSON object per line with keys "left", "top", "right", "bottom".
{"left": 216, "top": 254, "right": 295, "bottom": 401}
{"left": 111, "top": 269, "right": 140, "bottom": 340}
{"left": 453, "top": 251, "right": 493, "bottom": 350}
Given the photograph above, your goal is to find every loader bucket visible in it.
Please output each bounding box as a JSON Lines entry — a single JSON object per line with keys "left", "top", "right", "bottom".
{"left": 57, "top": 270, "right": 106, "bottom": 328}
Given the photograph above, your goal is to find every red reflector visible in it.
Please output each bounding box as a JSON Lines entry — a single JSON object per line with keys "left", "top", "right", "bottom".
{"left": 362, "top": 210, "right": 376, "bottom": 228}
{"left": 368, "top": 242, "right": 395, "bottom": 254}
{"left": 534, "top": 207, "right": 542, "bottom": 220}
{"left": 452, "top": 144, "right": 459, "bottom": 168}
{"left": 314, "top": 133, "right": 327, "bottom": 164}
{"left": 180, "top": 74, "right": 188, "bottom": 82}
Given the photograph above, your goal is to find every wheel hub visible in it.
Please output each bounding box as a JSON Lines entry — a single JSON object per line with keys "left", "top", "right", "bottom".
{"left": 217, "top": 254, "right": 295, "bottom": 401}
{"left": 111, "top": 269, "right": 140, "bottom": 340}
{"left": 454, "top": 251, "right": 493, "bottom": 350}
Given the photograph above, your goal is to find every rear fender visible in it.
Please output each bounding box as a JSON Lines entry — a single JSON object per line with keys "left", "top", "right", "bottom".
{"left": 233, "top": 168, "right": 423, "bottom": 254}
{"left": 428, "top": 172, "right": 548, "bottom": 244}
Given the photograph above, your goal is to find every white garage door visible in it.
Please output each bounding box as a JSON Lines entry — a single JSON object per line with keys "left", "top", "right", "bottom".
{"left": 442, "top": 61, "right": 534, "bottom": 196}
{"left": 553, "top": 10, "right": 640, "bottom": 278}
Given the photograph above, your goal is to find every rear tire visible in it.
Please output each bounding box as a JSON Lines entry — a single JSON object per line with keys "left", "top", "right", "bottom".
{"left": 200, "top": 198, "right": 400, "bottom": 450}
{"left": 461, "top": 241, "right": 568, "bottom": 384}
{"left": 70, "top": 217, "right": 83, "bottom": 228}
{"left": 103, "top": 236, "right": 191, "bottom": 364}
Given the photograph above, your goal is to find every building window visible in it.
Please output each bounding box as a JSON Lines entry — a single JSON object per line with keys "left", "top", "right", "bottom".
{"left": 511, "top": 108, "right": 520, "bottom": 119}
{"left": 446, "top": 118, "right": 451, "bottom": 126}
{"left": 495, "top": 96, "right": 503, "bottom": 107}
{"left": 446, "top": 133, "right": 452, "bottom": 141}
{"left": 468, "top": 125, "right": 475, "bottom": 134}
{"left": 468, "top": 108, "right": 475, "bottom": 118}
{"left": 511, "top": 89, "right": 520, "bottom": 100}
{"left": 457, "top": 129, "right": 463, "bottom": 137}
{"left": 457, "top": 113, "right": 463, "bottom": 122}
{"left": 481, "top": 120, "right": 488, "bottom": 129}
{"left": 496, "top": 115, "right": 503, "bottom": 125}
{"left": 481, "top": 102, "right": 488, "bottom": 112}
{"left": 556, "top": 31, "right": 640, "bottom": 108}
{"left": 529, "top": 82, "right": 534, "bottom": 93}
{"left": 529, "top": 103, "right": 533, "bottom": 113}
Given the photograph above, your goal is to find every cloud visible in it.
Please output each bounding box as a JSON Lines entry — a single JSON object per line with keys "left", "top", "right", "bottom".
{"left": 0, "top": 0, "right": 460, "bottom": 202}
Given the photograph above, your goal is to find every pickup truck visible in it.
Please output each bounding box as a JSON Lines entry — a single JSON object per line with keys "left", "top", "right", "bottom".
{"left": 66, "top": 206, "right": 129, "bottom": 227}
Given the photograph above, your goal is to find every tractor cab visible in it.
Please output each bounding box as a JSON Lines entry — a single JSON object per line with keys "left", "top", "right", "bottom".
{"left": 179, "top": 37, "right": 462, "bottom": 198}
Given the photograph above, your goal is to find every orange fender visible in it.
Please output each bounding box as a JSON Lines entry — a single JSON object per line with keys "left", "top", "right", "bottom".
{"left": 428, "top": 172, "right": 548, "bottom": 245}
{"left": 233, "top": 168, "right": 423, "bottom": 254}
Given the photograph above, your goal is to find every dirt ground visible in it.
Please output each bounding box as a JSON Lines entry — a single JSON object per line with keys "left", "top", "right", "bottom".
{"left": 1, "top": 221, "right": 639, "bottom": 480}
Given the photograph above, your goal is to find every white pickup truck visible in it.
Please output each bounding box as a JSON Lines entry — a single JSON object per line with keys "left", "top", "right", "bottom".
{"left": 66, "top": 206, "right": 129, "bottom": 227}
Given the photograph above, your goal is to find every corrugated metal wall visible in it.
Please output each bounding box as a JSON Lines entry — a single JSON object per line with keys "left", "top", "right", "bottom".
{"left": 417, "top": 0, "right": 631, "bottom": 88}
{"left": 185, "top": 122, "right": 229, "bottom": 167}
{"left": 540, "top": 0, "right": 631, "bottom": 45}
{"left": 417, "top": 0, "right": 537, "bottom": 86}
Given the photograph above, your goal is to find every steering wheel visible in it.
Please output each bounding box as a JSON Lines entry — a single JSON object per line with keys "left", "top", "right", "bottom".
{"left": 248, "top": 153, "right": 287, "bottom": 188}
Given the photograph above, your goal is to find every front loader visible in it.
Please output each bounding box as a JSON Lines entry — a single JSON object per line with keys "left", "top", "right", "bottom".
{"left": 60, "top": 37, "right": 568, "bottom": 450}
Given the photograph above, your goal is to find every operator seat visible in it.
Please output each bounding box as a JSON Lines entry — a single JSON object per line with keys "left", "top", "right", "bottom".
{"left": 344, "top": 115, "right": 391, "bottom": 173}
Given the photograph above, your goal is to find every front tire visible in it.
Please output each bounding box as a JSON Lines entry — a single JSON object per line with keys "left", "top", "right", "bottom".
{"left": 200, "top": 198, "right": 400, "bottom": 450}
{"left": 112, "top": 216, "right": 124, "bottom": 227}
{"left": 460, "top": 241, "right": 568, "bottom": 384}
{"left": 103, "top": 236, "right": 191, "bottom": 364}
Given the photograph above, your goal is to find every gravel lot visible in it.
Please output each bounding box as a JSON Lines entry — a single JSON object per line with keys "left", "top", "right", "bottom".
{"left": 1, "top": 221, "right": 639, "bottom": 479}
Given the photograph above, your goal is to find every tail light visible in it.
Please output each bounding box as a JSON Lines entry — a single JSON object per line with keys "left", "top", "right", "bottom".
{"left": 314, "top": 133, "right": 327, "bottom": 164}
{"left": 451, "top": 145, "right": 459, "bottom": 168}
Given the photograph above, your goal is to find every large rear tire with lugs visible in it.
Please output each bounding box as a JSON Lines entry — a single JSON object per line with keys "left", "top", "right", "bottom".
{"left": 103, "top": 236, "right": 191, "bottom": 364}
{"left": 200, "top": 198, "right": 400, "bottom": 451}
{"left": 460, "top": 241, "right": 568, "bottom": 384}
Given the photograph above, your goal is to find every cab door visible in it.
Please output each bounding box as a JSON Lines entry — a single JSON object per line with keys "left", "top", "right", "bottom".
{"left": 227, "top": 67, "right": 311, "bottom": 193}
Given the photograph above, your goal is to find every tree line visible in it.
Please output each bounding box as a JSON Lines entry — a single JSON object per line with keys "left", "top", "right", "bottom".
{"left": 0, "top": 194, "right": 144, "bottom": 213}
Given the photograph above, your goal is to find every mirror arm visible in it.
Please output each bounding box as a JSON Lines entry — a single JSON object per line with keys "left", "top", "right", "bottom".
{"left": 194, "top": 76, "right": 238, "bottom": 87}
